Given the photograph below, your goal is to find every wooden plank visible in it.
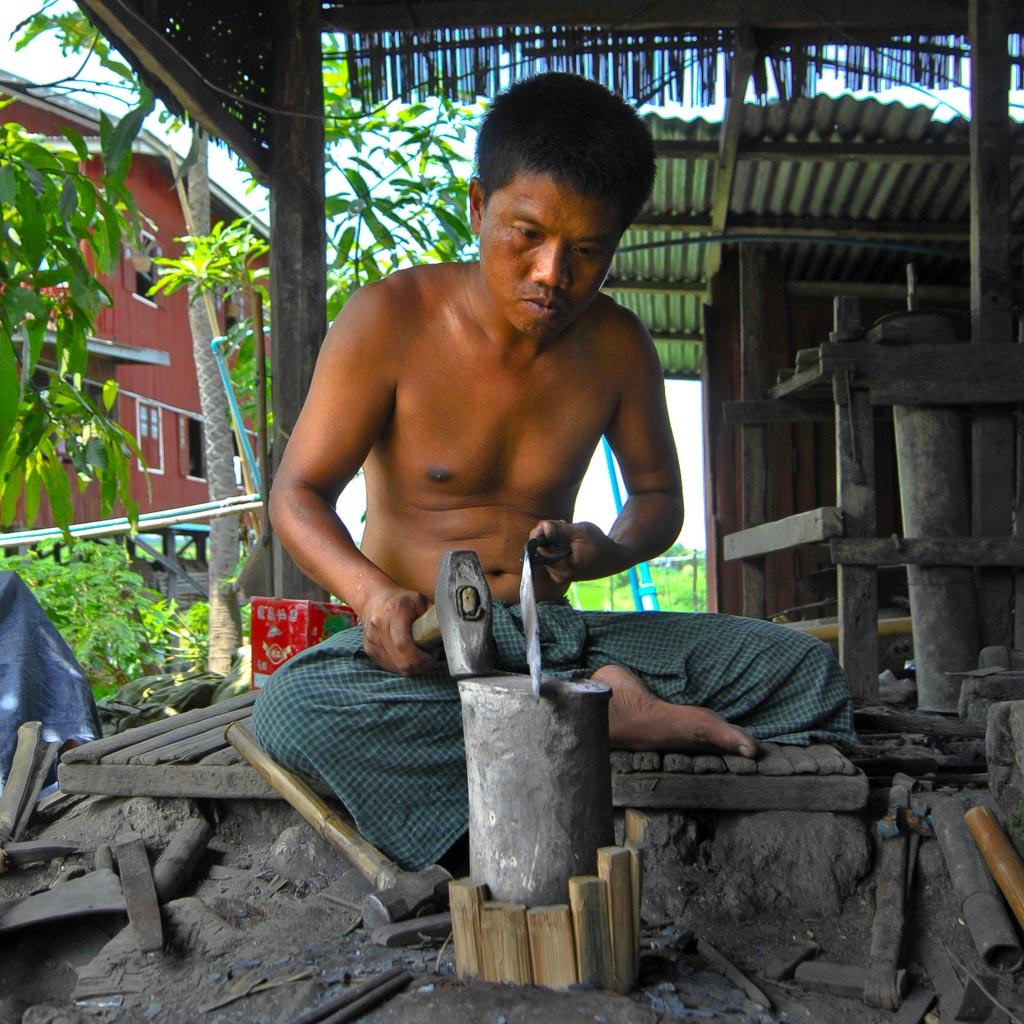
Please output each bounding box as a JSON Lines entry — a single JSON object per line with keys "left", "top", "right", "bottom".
{"left": 725, "top": 507, "right": 844, "bottom": 560}
{"left": 722, "top": 399, "right": 834, "bottom": 425}
{"left": 832, "top": 537, "right": 1024, "bottom": 567}
{"left": 568, "top": 876, "right": 613, "bottom": 990}
{"left": 479, "top": 902, "right": 532, "bottom": 985}
{"left": 612, "top": 771, "right": 868, "bottom": 811}
{"left": 141, "top": 717, "right": 252, "bottom": 766}
{"left": 57, "top": 762, "right": 334, "bottom": 801}
{"left": 61, "top": 691, "right": 257, "bottom": 764}
{"left": 116, "top": 832, "right": 163, "bottom": 952}
{"left": 449, "top": 879, "right": 486, "bottom": 981}
{"left": 104, "top": 703, "right": 257, "bottom": 766}
{"left": 854, "top": 706, "right": 986, "bottom": 738}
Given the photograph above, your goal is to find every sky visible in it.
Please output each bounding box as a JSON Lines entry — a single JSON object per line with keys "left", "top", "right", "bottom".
{"left": 3, "top": 1, "right": 1021, "bottom": 551}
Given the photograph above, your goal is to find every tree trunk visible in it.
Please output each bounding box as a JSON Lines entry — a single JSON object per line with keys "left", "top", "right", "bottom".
{"left": 185, "top": 129, "right": 243, "bottom": 673}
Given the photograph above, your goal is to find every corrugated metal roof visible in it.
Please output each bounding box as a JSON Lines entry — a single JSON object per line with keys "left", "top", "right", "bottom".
{"left": 608, "top": 94, "right": 1024, "bottom": 378}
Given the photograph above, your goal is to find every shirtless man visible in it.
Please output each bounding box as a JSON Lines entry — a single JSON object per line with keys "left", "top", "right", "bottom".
{"left": 253, "top": 73, "right": 853, "bottom": 869}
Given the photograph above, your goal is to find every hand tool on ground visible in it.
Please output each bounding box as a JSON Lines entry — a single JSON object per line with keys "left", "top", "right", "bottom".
{"left": 225, "top": 721, "right": 451, "bottom": 929}
{"left": 0, "top": 840, "right": 80, "bottom": 873}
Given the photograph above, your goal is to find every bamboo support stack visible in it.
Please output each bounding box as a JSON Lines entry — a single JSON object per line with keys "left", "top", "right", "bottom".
{"left": 450, "top": 844, "right": 641, "bottom": 993}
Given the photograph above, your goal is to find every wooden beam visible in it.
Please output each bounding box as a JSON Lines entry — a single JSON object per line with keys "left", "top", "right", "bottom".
{"left": 786, "top": 281, "right": 971, "bottom": 302}
{"left": 708, "top": 30, "right": 757, "bottom": 281}
{"left": 739, "top": 243, "right": 767, "bottom": 618}
{"left": 722, "top": 399, "right": 834, "bottom": 424}
{"left": 269, "top": 0, "right": 328, "bottom": 600}
{"left": 832, "top": 537, "right": 1024, "bottom": 567}
{"left": 970, "top": 0, "right": 1016, "bottom": 649}
{"left": 612, "top": 770, "right": 868, "bottom": 811}
{"left": 78, "top": 2, "right": 269, "bottom": 179}
{"left": 724, "top": 507, "right": 843, "bottom": 560}
{"left": 603, "top": 277, "right": 706, "bottom": 294}
{"left": 323, "top": 0, "right": 989, "bottom": 33}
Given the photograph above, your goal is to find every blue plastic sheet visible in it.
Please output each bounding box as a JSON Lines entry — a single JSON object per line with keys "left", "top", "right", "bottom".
{"left": 0, "top": 570, "right": 101, "bottom": 792}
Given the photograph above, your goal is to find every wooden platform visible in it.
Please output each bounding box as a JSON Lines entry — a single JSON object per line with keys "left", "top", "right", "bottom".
{"left": 58, "top": 691, "right": 868, "bottom": 812}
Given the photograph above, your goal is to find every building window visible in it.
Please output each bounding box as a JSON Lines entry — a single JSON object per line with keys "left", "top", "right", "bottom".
{"left": 178, "top": 414, "right": 206, "bottom": 480}
{"left": 137, "top": 401, "right": 164, "bottom": 473}
{"left": 126, "top": 230, "right": 162, "bottom": 305}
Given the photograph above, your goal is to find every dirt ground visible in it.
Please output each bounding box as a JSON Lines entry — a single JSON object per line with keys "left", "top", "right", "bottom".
{"left": 2, "top": 737, "right": 1021, "bottom": 1024}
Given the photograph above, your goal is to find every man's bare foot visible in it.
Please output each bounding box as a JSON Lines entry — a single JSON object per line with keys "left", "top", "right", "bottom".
{"left": 592, "top": 664, "right": 760, "bottom": 758}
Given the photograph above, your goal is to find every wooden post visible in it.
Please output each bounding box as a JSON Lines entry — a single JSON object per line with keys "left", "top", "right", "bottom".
{"left": 598, "top": 847, "right": 637, "bottom": 994}
{"left": 969, "top": 0, "right": 1015, "bottom": 648}
{"left": 268, "top": 0, "right": 327, "bottom": 600}
{"left": 479, "top": 902, "right": 532, "bottom": 985}
{"left": 832, "top": 297, "right": 879, "bottom": 701}
{"left": 449, "top": 879, "right": 486, "bottom": 981}
{"left": 568, "top": 876, "right": 614, "bottom": 990}
{"left": 627, "top": 841, "right": 643, "bottom": 985}
{"left": 739, "top": 243, "right": 768, "bottom": 620}
{"left": 527, "top": 906, "right": 578, "bottom": 989}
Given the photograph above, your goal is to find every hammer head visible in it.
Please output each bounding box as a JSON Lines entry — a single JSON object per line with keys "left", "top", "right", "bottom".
{"left": 360, "top": 863, "right": 453, "bottom": 929}
{"left": 435, "top": 550, "right": 494, "bottom": 679}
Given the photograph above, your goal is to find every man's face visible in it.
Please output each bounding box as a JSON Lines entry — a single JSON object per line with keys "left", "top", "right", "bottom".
{"left": 469, "top": 171, "right": 623, "bottom": 339}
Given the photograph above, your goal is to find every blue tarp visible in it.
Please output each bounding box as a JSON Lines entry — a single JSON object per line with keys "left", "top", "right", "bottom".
{"left": 0, "top": 571, "right": 101, "bottom": 791}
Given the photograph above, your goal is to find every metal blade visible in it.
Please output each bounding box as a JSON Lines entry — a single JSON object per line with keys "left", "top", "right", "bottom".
{"left": 520, "top": 540, "right": 543, "bottom": 699}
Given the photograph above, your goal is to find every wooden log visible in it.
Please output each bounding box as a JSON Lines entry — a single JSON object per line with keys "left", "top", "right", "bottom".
{"left": 662, "top": 753, "right": 694, "bottom": 773}
{"left": 0, "top": 721, "right": 42, "bottom": 841}
{"left": 479, "top": 901, "right": 532, "bottom": 985}
{"left": 527, "top": 905, "right": 578, "bottom": 989}
{"left": 804, "top": 743, "right": 857, "bottom": 775}
{"left": 152, "top": 817, "right": 213, "bottom": 903}
{"left": 14, "top": 740, "right": 59, "bottom": 841}
{"left": 598, "top": 847, "right": 636, "bottom": 994}
{"left": 693, "top": 755, "right": 727, "bottom": 774}
{"left": 854, "top": 706, "right": 985, "bottom": 738}
{"left": 755, "top": 743, "right": 795, "bottom": 776}
{"left": 0, "top": 868, "right": 125, "bottom": 934}
{"left": 60, "top": 691, "right": 257, "bottom": 764}
{"left": 795, "top": 961, "right": 908, "bottom": 1001}
{"left": 613, "top": 772, "right": 868, "bottom": 812}
{"left": 568, "top": 876, "right": 613, "bottom": 990}
{"left": 449, "top": 879, "right": 486, "bottom": 981}
{"left": 197, "top": 745, "right": 243, "bottom": 766}
{"left": 116, "top": 832, "right": 163, "bottom": 952}
{"left": 609, "top": 751, "right": 635, "bottom": 774}
{"left": 141, "top": 717, "right": 253, "bottom": 765}
{"left": 777, "top": 745, "right": 820, "bottom": 774}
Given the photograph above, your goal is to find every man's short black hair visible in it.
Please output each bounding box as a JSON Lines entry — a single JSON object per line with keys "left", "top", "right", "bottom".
{"left": 474, "top": 73, "right": 656, "bottom": 231}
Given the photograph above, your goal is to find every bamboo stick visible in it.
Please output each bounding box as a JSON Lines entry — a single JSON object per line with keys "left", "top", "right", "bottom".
{"left": 598, "top": 847, "right": 636, "bottom": 993}
{"left": 527, "top": 905, "right": 578, "bottom": 989}
{"left": 568, "top": 875, "right": 613, "bottom": 990}
{"left": 965, "top": 806, "right": 1024, "bottom": 929}
{"left": 449, "top": 879, "right": 486, "bottom": 980}
{"left": 479, "top": 902, "right": 532, "bottom": 985}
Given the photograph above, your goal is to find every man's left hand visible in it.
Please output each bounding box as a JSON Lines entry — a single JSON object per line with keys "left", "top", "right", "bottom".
{"left": 528, "top": 519, "right": 627, "bottom": 584}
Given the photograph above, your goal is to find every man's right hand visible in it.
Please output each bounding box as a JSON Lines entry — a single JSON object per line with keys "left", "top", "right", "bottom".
{"left": 359, "top": 587, "right": 439, "bottom": 676}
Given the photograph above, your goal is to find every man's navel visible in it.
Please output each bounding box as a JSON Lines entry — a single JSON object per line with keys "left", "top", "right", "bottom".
{"left": 425, "top": 465, "right": 453, "bottom": 483}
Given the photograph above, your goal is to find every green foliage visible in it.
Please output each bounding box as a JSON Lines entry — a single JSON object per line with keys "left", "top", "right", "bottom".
{"left": 0, "top": 541, "right": 204, "bottom": 687}
{"left": 322, "top": 55, "right": 481, "bottom": 318}
{"left": 0, "top": 95, "right": 153, "bottom": 534}
{"left": 572, "top": 547, "right": 708, "bottom": 612}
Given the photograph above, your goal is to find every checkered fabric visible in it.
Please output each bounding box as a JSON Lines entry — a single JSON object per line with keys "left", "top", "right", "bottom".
{"left": 252, "top": 604, "right": 855, "bottom": 869}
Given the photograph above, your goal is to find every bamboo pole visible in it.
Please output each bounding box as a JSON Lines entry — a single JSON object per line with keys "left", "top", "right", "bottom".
{"left": 449, "top": 879, "right": 486, "bottom": 981}
{"left": 568, "top": 876, "right": 613, "bottom": 990}
{"left": 598, "top": 847, "right": 636, "bottom": 994}
{"left": 527, "top": 905, "right": 578, "bottom": 989}
{"left": 965, "top": 806, "right": 1024, "bottom": 929}
{"left": 479, "top": 902, "right": 532, "bottom": 985}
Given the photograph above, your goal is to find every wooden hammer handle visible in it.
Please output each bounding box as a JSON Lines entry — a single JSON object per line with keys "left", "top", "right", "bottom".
{"left": 225, "top": 722, "right": 399, "bottom": 889}
{"left": 410, "top": 604, "right": 441, "bottom": 649}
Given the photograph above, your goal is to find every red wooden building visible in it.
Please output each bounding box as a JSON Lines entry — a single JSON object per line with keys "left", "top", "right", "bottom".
{"left": 2, "top": 79, "right": 266, "bottom": 530}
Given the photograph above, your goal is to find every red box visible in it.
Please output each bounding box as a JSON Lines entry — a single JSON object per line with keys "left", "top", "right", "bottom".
{"left": 251, "top": 597, "right": 358, "bottom": 688}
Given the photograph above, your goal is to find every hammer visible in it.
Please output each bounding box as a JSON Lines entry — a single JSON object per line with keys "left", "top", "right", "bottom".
{"left": 225, "top": 552, "right": 495, "bottom": 928}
